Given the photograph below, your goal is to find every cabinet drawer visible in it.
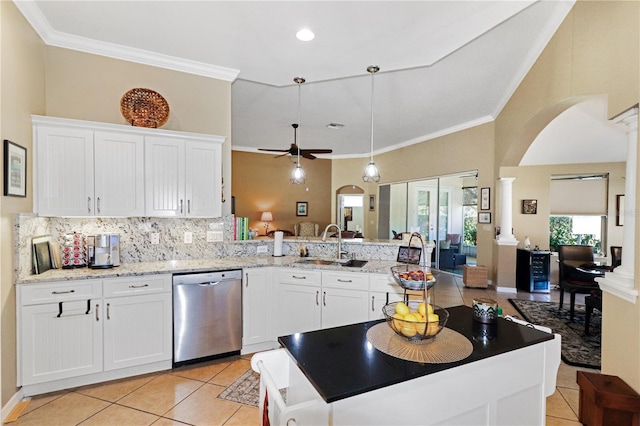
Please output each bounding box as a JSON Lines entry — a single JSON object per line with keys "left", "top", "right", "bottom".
{"left": 103, "top": 274, "right": 171, "bottom": 298}
{"left": 19, "top": 280, "right": 102, "bottom": 306}
{"left": 369, "top": 273, "right": 399, "bottom": 293}
{"left": 322, "top": 271, "right": 369, "bottom": 291}
{"left": 278, "top": 268, "right": 321, "bottom": 286}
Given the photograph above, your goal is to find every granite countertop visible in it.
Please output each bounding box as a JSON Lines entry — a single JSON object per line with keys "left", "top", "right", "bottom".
{"left": 278, "top": 305, "right": 555, "bottom": 403}
{"left": 16, "top": 256, "right": 401, "bottom": 284}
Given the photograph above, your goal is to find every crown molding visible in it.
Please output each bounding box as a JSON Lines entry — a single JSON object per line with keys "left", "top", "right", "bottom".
{"left": 12, "top": 0, "right": 240, "bottom": 82}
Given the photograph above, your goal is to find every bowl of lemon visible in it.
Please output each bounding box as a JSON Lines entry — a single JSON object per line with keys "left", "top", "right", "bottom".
{"left": 390, "top": 265, "right": 435, "bottom": 291}
{"left": 382, "top": 301, "right": 449, "bottom": 342}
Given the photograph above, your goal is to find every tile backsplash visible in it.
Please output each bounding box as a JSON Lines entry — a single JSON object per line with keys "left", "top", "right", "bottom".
{"left": 15, "top": 214, "right": 233, "bottom": 278}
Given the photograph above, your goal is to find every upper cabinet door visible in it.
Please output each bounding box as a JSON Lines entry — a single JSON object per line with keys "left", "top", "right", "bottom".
{"left": 185, "top": 140, "right": 222, "bottom": 217}
{"left": 94, "top": 132, "right": 145, "bottom": 216}
{"left": 144, "top": 136, "right": 186, "bottom": 217}
{"left": 35, "top": 125, "right": 94, "bottom": 216}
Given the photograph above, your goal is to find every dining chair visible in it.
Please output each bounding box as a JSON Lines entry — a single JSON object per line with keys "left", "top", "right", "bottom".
{"left": 610, "top": 246, "right": 622, "bottom": 270}
{"left": 557, "top": 245, "right": 601, "bottom": 321}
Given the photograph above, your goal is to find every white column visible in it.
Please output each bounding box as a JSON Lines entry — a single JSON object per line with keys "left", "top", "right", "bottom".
{"left": 597, "top": 107, "right": 638, "bottom": 303}
{"left": 497, "top": 177, "right": 518, "bottom": 244}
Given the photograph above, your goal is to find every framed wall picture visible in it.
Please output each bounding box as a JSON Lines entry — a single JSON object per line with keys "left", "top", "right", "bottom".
{"left": 296, "top": 201, "right": 308, "bottom": 216}
{"left": 616, "top": 194, "right": 625, "bottom": 226}
{"left": 480, "top": 187, "right": 490, "bottom": 210}
{"left": 3, "top": 140, "right": 27, "bottom": 197}
{"left": 478, "top": 212, "right": 491, "bottom": 224}
{"left": 369, "top": 194, "right": 376, "bottom": 211}
{"left": 522, "top": 199, "right": 537, "bottom": 214}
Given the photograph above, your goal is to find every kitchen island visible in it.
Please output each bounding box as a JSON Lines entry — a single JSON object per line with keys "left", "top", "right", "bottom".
{"left": 251, "top": 305, "right": 560, "bottom": 425}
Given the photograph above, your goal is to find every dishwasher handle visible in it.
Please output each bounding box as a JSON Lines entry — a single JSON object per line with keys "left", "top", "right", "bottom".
{"left": 197, "top": 281, "right": 222, "bottom": 287}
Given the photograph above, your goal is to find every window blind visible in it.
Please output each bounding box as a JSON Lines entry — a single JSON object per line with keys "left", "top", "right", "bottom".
{"left": 549, "top": 178, "right": 607, "bottom": 215}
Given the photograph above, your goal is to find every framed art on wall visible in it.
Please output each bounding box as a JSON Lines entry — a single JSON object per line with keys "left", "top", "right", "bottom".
{"left": 369, "top": 195, "right": 376, "bottom": 211}
{"left": 478, "top": 212, "right": 491, "bottom": 224}
{"left": 522, "top": 199, "right": 537, "bottom": 214}
{"left": 296, "top": 201, "right": 308, "bottom": 216}
{"left": 480, "top": 187, "right": 490, "bottom": 210}
{"left": 4, "top": 140, "right": 27, "bottom": 197}
{"left": 616, "top": 194, "right": 625, "bottom": 226}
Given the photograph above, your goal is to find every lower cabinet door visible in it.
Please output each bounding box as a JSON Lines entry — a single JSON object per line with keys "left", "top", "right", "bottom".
{"left": 103, "top": 293, "right": 172, "bottom": 371}
{"left": 370, "top": 288, "right": 406, "bottom": 320}
{"left": 321, "top": 288, "right": 369, "bottom": 329}
{"left": 21, "top": 301, "right": 103, "bottom": 385}
{"left": 277, "top": 283, "right": 321, "bottom": 336}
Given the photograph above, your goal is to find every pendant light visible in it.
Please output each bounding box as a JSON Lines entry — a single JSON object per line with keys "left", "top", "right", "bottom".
{"left": 291, "top": 77, "right": 306, "bottom": 184}
{"left": 363, "top": 65, "right": 381, "bottom": 183}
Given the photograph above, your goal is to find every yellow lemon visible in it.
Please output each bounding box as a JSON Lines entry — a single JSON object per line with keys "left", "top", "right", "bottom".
{"left": 395, "top": 302, "right": 410, "bottom": 316}
{"left": 418, "top": 302, "right": 427, "bottom": 316}
{"left": 404, "top": 313, "right": 420, "bottom": 322}
{"left": 392, "top": 313, "right": 404, "bottom": 331}
{"left": 426, "top": 322, "right": 440, "bottom": 337}
{"left": 427, "top": 313, "right": 439, "bottom": 323}
{"left": 400, "top": 324, "right": 416, "bottom": 337}
{"left": 415, "top": 317, "right": 428, "bottom": 335}
{"left": 426, "top": 304, "right": 434, "bottom": 315}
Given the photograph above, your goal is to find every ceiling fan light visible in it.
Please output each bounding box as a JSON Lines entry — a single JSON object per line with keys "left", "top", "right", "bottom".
{"left": 291, "top": 164, "right": 306, "bottom": 184}
{"left": 296, "top": 28, "right": 315, "bottom": 41}
{"left": 362, "top": 161, "right": 380, "bottom": 183}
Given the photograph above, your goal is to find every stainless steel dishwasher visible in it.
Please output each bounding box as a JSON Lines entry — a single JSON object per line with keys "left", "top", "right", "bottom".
{"left": 173, "top": 270, "right": 242, "bottom": 364}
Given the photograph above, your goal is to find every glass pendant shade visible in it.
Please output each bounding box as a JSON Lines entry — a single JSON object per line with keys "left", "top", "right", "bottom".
{"left": 291, "top": 164, "right": 306, "bottom": 184}
{"left": 362, "top": 161, "right": 380, "bottom": 182}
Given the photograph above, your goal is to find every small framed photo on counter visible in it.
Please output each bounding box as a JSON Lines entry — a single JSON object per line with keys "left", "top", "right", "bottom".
{"left": 478, "top": 212, "right": 491, "bottom": 224}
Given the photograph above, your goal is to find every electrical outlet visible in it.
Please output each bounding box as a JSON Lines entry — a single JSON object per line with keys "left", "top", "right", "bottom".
{"left": 150, "top": 233, "right": 160, "bottom": 244}
{"left": 206, "top": 231, "right": 216, "bottom": 243}
{"left": 184, "top": 231, "right": 193, "bottom": 244}
{"left": 256, "top": 245, "right": 268, "bottom": 254}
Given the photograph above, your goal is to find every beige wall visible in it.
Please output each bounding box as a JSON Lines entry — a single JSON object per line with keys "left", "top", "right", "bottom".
{"left": 45, "top": 47, "right": 234, "bottom": 215}
{"left": 495, "top": 0, "right": 640, "bottom": 389}
{"left": 0, "top": 1, "right": 46, "bottom": 405}
{"left": 231, "top": 151, "right": 332, "bottom": 234}
{"left": 332, "top": 122, "right": 496, "bottom": 271}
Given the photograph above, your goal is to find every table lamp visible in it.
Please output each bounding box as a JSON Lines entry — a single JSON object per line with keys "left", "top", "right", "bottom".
{"left": 261, "top": 211, "right": 273, "bottom": 235}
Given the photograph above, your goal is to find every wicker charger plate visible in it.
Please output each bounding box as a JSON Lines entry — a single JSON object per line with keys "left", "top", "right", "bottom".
{"left": 366, "top": 322, "right": 473, "bottom": 363}
{"left": 120, "top": 88, "right": 170, "bottom": 128}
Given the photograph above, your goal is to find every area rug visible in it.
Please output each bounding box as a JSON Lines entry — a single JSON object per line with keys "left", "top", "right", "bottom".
{"left": 218, "top": 369, "right": 260, "bottom": 407}
{"left": 508, "top": 299, "right": 601, "bottom": 369}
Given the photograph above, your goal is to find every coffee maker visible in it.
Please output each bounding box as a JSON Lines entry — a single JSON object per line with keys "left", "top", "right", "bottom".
{"left": 87, "top": 234, "right": 120, "bottom": 269}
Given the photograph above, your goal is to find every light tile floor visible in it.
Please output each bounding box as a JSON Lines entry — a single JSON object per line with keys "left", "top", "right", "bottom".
{"left": 11, "top": 273, "right": 592, "bottom": 425}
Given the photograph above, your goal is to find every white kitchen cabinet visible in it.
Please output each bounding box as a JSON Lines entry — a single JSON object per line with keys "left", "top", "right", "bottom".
{"left": 93, "top": 131, "right": 145, "bottom": 216}
{"left": 276, "top": 269, "right": 322, "bottom": 336}
{"left": 369, "top": 274, "right": 405, "bottom": 320}
{"left": 145, "top": 136, "right": 223, "bottom": 217}
{"left": 18, "top": 280, "right": 103, "bottom": 386}
{"left": 18, "top": 275, "right": 172, "bottom": 394}
{"left": 321, "top": 271, "right": 370, "bottom": 329}
{"left": 33, "top": 117, "right": 145, "bottom": 217}
{"left": 243, "top": 268, "right": 274, "bottom": 350}
{"left": 103, "top": 275, "right": 172, "bottom": 371}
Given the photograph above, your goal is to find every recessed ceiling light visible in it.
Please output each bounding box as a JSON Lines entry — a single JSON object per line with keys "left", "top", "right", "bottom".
{"left": 327, "top": 123, "right": 345, "bottom": 130}
{"left": 296, "top": 28, "right": 315, "bottom": 41}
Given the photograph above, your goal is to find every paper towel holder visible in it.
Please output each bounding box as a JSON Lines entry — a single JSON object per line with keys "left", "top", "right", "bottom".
{"left": 273, "top": 230, "right": 284, "bottom": 257}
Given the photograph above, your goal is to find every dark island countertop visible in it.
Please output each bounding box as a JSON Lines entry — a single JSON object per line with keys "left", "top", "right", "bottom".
{"left": 278, "top": 305, "right": 554, "bottom": 403}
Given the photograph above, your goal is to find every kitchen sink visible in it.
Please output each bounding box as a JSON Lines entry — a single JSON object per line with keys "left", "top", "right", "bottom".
{"left": 294, "top": 258, "right": 368, "bottom": 268}
{"left": 295, "top": 259, "right": 337, "bottom": 266}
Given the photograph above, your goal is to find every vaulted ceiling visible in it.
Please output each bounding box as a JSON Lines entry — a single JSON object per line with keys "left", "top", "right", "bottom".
{"left": 17, "top": 1, "right": 623, "bottom": 162}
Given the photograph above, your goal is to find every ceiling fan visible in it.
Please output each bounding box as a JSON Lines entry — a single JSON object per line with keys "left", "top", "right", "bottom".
{"left": 259, "top": 123, "right": 333, "bottom": 160}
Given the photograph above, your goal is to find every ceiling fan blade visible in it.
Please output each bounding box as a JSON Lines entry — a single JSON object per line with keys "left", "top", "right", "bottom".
{"left": 301, "top": 152, "right": 317, "bottom": 160}
{"left": 302, "top": 149, "right": 333, "bottom": 154}
{"left": 258, "top": 148, "right": 290, "bottom": 153}
{"left": 275, "top": 152, "right": 290, "bottom": 158}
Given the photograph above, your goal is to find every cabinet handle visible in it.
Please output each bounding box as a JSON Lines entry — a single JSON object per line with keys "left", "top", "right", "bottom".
{"left": 87, "top": 197, "right": 91, "bottom": 214}
{"left": 188, "top": 200, "right": 191, "bottom": 214}
{"left": 337, "top": 279, "right": 353, "bottom": 283}
{"left": 292, "top": 275, "right": 306, "bottom": 280}
{"left": 128, "top": 284, "right": 149, "bottom": 289}
{"left": 315, "top": 290, "right": 319, "bottom": 305}
{"left": 245, "top": 273, "right": 249, "bottom": 287}
{"left": 107, "top": 303, "right": 110, "bottom": 320}
{"left": 180, "top": 199, "right": 184, "bottom": 214}
{"left": 323, "top": 291, "right": 326, "bottom": 306}
{"left": 97, "top": 197, "right": 101, "bottom": 214}
{"left": 95, "top": 303, "right": 99, "bottom": 321}
{"left": 372, "top": 295, "right": 375, "bottom": 311}
{"left": 52, "top": 289, "right": 75, "bottom": 295}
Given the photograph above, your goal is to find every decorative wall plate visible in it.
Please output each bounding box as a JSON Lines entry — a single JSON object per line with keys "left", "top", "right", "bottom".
{"left": 120, "top": 88, "right": 170, "bottom": 128}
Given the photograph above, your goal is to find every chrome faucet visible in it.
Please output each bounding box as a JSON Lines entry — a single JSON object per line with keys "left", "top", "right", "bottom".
{"left": 321, "top": 224, "right": 347, "bottom": 259}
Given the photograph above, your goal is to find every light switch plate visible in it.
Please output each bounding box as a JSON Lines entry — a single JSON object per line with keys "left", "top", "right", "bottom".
{"left": 184, "top": 231, "right": 193, "bottom": 244}
{"left": 150, "top": 233, "right": 160, "bottom": 244}
{"left": 256, "top": 245, "right": 268, "bottom": 254}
